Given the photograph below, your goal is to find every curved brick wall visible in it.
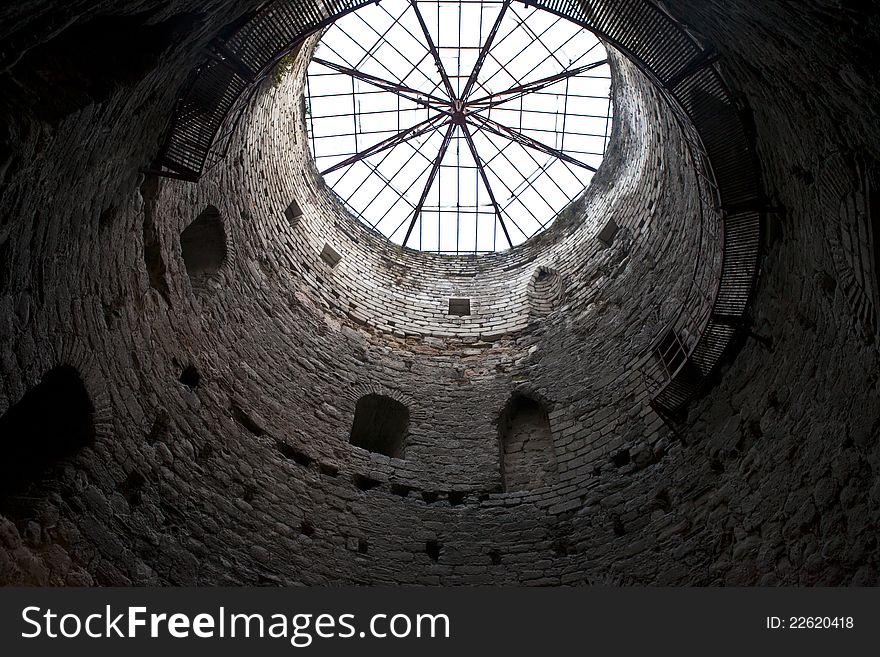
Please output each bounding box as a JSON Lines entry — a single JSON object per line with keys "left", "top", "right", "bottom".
{"left": 179, "top": 39, "right": 709, "bottom": 343}
{"left": 0, "top": 0, "right": 878, "bottom": 586}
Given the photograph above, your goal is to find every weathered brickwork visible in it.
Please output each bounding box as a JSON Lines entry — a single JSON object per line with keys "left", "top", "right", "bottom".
{"left": 0, "top": 0, "right": 878, "bottom": 586}
{"left": 499, "top": 395, "right": 558, "bottom": 492}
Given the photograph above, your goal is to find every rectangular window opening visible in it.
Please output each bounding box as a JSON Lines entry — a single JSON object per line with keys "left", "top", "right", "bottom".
{"left": 320, "top": 243, "right": 342, "bottom": 268}
{"left": 448, "top": 297, "right": 471, "bottom": 316}
{"left": 597, "top": 218, "right": 620, "bottom": 247}
{"left": 285, "top": 199, "right": 303, "bottom": 226}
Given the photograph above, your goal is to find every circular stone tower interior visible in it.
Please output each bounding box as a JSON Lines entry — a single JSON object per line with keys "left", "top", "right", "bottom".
{"left": 1, "top": 0, "right": 879, "bottom": 586}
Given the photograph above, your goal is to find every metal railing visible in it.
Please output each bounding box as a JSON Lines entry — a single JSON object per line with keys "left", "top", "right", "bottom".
{"left": 529, "top": 0, "right": 763, "bottom": 414}
{"left": 155, "top": 0, "right": 377, "bottom": 181}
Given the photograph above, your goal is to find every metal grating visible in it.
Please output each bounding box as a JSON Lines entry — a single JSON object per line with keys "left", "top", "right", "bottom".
{"left": 304, "top": 0, "right": 614, "bottom": 254}
{"left": 156, "top": 0, "right": 378, "bottom": 181}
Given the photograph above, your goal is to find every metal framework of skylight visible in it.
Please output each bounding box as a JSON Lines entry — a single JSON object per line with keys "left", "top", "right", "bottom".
{"left": 304, "top": 0, "right": 614, "bottom": 254}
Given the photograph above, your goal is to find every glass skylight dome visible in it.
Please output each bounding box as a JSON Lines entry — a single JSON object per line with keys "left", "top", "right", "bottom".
{"left": 305, "top": 0, "right": 614, "bottom": 254}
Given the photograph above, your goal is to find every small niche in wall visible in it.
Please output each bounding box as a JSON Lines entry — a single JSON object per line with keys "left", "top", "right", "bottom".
{"left": 179, "top": 364, "right": 200, "bottom": 389}
{"left": 425, "top": 539, "right": 441, "bottom": 562}
{"left": 278, "top": 441, "right": 312, "bottom": 467}
{"left": 180, "top": 205, "right": 227, "bottom": 289}
{"left": 498, "top": 394, "right": 558, "bottom": 492}
{"left": 448, "top": 297, "right": 471, "bottom": 316}
{"left": 529, "top": 266, "right": 563, "bottom": 316}
{"left": 230, "top": 401, "right": 265, "bottom": 436}
{"left": 0, "top": 366, "right": 95, "bottom": 521}
{"left": 285, "top": 198, "right": 303, "bottom": 226}
{"left": 349, "top": 394, "right": 409, "bottom": 458}
{"left": 320, "top": 243, "right": 342, "bottom": 268}
{"left": 597, "top": 218, "right": 619, "bottom": 247}
{"left": 611, "top": 448, "right": 631, "bottom": 468}
{"left": 352, "top": 473, "right": 382, "bottom": 491}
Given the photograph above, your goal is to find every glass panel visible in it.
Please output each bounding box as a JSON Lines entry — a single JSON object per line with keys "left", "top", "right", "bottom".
{"left": 306, "top": 0, "right": 614, "bottom": 254}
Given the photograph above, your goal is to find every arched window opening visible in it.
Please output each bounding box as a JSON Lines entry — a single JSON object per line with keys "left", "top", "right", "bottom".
{"left": 529, "top": 267, "right": 563, "bottom": 317}
{"left": 180, "top": 205, "right": 227, "bottom": 289}
{"left": 498, "top": 394, "right": 557, "bottom": 492}
{"left": 349, "top": 394, "right": 409, "bottom": 458}
{"left": 0, "top": 366, "right": 95, "bottom": 521}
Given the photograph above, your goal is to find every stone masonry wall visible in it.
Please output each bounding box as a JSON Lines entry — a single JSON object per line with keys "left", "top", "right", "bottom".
{"left": 499, "top": 396, "right": 558, "bottom": 492}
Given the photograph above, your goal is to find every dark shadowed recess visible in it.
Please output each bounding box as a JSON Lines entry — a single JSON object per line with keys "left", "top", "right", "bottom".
{"left": 497, "top": 394, "right": 557, "bottom": 492}
{"left": 180, "top": 205, "right": 227, "bottom": 287}
{"left": 349, "top": 394, "right": 410, "bottom": 458}
{"left": 0, "top": 10, "right": 201, "bottom": 124}
{"left": 0, "top": 366, "right": 94, "bottom": 523}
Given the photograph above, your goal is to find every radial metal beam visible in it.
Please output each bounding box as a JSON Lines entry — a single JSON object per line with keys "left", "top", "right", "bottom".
{"left": 312, "top": 57, "right": 448, "bottom": 108}
{"left": 322, "top": 114, "right": 449, "bottom": 175}
{"left": 469, "top": 113, "right": 597, "bottom": 172}
{"left": 469, "top": 58, "right": 609, "bottom": 108}
{"left": 408, "top": 0, "right": 456, "bottom": 100}
{"left": 460, "top": 122, "right": 513, "bottom": 248}
{"left": 461, "top": 0, "right": 512, "bottom": 100}
{"left": 402, "top": 122, "right": 458, "bottom": 247}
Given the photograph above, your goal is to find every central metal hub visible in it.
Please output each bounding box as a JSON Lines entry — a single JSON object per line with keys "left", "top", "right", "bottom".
{"left": 451, "top": 98, "right": 468, "bottom": 124}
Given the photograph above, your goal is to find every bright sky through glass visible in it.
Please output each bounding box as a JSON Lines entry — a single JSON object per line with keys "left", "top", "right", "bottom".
{"left": 305, "top": 0, "right": 613, "bottom": 254}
